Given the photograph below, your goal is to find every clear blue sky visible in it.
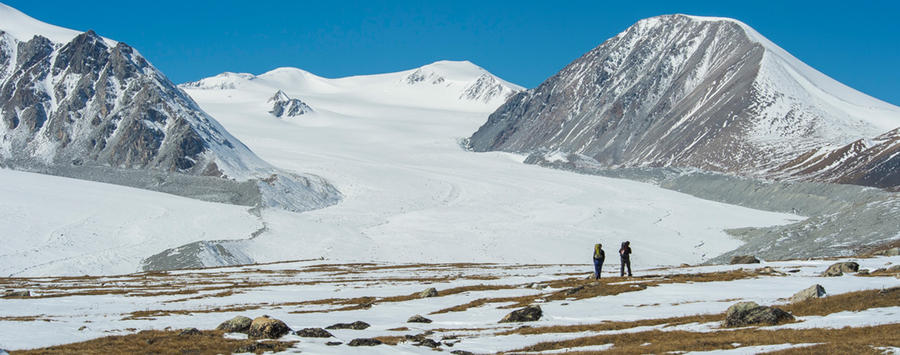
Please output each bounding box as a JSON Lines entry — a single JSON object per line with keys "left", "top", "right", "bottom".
{"left": 5, "top": 0, "right": 900, "bottom": 105}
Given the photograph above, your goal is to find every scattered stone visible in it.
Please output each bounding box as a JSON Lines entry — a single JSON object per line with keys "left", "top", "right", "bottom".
{"left": 419, "top": 287, "right": 438, "bottom": 298}
{"left": 216, "top": 315, "right": 252, "bottom": 333}
{"left": 787, "top": 269, "right": 801, "bottom": 273}
{"left": 325, "top": 341, "right": 342, "bottom": 346}
{"left": 858, "top": 269, "right": 870, "bottom": 275}
{"left": 790, "top": 284, "right": 826, "bottom": 303}
{"left": 178, "top": 328, "right": 201, "bottom": 336}
{"left": 248, "top": 316, "right": 291, "bottom": 339}
{"left": 348, "top": 338, "right": 382, "bottom": 346}
{"left": 680, "top": 263, "right": 691, "bottom": 267}
{"left": 451, "top": 350, "right": 474, "bottom": 355}
{"left": 326, "top": 321, "right": 370, "bottom": 330}
{"left": 415, "top": 338, "right": 441, "bottom": 348}
{"left": 724, "top": 302, "right": 794, "bottom": 327}
{"left": 822, "top": 262, "right": 860, "bottom": 276}
{"left": 888, "top": 265, "right": 900, "bottom": 272}
{"left": 730, "top": 255, "right": 760, "bottom": 264}
{"left": 876, "top": 247, "right": 900, "bottom": 256}
{"left": 758, "top": 266, "right": 777, "bottom": 274}
{"left": 294, "top": 327, "right": 333, "bottom": 338}
{"left": 78, "top": 326, "right": 87, "bottom": 331}
{"left": 407, "top": 314, "right": 432, "bottom": 323}
{"left": 564, "top": 285, "right": 585, "bottom": 295}
{"left": 499, "top": 305, "right": 543, "bottom": 323}
{"left": 234, "top": 343, "right": 274, "bottom": 353}
{"left": 2, "top": 290, "right": 30, "bottom": 298}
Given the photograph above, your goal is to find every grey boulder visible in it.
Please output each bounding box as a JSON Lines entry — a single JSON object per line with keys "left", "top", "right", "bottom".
{"left": 790, "top": 284, "right": 826, "bottom": 303}
{"left": 499, "top": 305, "right": 543, "bottom": 323}
{"left": 216, "top": 315, "right": 252, "bottom": 333}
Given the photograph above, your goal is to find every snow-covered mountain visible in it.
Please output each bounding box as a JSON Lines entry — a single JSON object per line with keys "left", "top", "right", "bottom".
{"left": 267, "top": 90, "right": 313, "bottom": 118}
{"left": 180, "top": 60, "right": 524, "bottom": 112}
{"left": 0, "top": 3, "right": 340, "bottom": 211}
{"left": 469, "top": 14, "right": 900, "bottom": 189}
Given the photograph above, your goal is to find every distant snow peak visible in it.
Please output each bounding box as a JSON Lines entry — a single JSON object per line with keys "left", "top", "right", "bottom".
{"left": 268, "top": 90, "right": 313, "bottom": 118}
{"left": 180, "top": 72, "right": 255, "bottom": 90}
{"left": 461, "top": 73, "right": 515, "bottom": 103}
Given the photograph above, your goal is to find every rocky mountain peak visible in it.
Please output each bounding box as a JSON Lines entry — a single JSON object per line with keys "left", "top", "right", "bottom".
{"left": 267, "top": 90, "right": 313, "bottom": 118}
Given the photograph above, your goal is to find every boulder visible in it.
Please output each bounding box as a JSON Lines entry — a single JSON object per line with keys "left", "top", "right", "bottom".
{"left": 822, "top": 262, "right": 860, "bottom": 276}
{"left": 407, "top": 314, "right": 433, "bottom": 323}
{"left": 326, "top": 341, "right": 342, "bottom": 346}
{"left": 499, "top": 305, "right": 543, "bottom": 323}
{"left": 216, "top": 316, "right": 252, "bottom": 333}
{"left": 348, "top": 338, "right": 382, "bottom": 346}
{"left": 888, "top": 265, "right": 900, "bottom": 273}
{"left": 178, "top": 328, "right": 201, "bottom": 336}
{"left": 724, "top": 302, "right": 794, "bottom": 327}
{"left": 326, "top": 321, "right": 370, "bottom": 330}
{"left": 294, "top": 327, "right": 333, "bottom": 338}
{"left": 415, "top": 338, "right": 441, "bottom": 348}
{"left": 730, "top": 255, "right": 760, "bottom": 264}
{"left": 790, "top": 284, "right": 826, "bottom": 303}
{"left": 419, "top": 287, "right": 438, "bottom": 298}
{"left": 876, "top": 247, "right": 900, "bottom": 256}
{"left": 248, "top": 316, "right": 291, "bottom": 339}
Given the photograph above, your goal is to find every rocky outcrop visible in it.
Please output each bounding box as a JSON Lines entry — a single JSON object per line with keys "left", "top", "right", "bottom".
{"left": 326, "top": 321, "right": 370, "bottom": 330}
{"left": 294, "top": 328, "right": 333, "bottom": 338}
{"left": 790, "top": 284, "right": 826, "bottom": 303}
{"left": 499, "top": 305, "right": 543, "bottom": 323}
{"left": 216, "top": 316, "right": 253, "bottom": 333}
{"left": 2, "top": 290, "right": 30, "bottom": 298}
{"left": 822, "top": 262, "right": 860, "bottom": 276}
{"left": 724, "top": 301, "right": 793, "bottom": 327}
{"left": 730, "top": 255, "right": 760, "bottom": 264}
{"left": 248, "top": 316, "right": 291, "bottom": 339}
{"left": 268, "top": 90, "right": 312, "bottom": 118}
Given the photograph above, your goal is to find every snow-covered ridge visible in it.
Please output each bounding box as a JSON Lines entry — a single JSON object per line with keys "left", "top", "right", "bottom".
{"left": 0, "top": 2, "right": 115, "bottom": 46}
{"left": 181, "top": 60, "right": 524, "bottom": 110}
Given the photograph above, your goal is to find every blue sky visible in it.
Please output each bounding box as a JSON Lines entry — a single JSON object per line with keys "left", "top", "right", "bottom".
{"left": 5, "top": 0, "right": 900, "bottom": 104}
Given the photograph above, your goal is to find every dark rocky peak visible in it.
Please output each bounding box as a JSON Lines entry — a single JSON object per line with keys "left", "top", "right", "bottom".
{"left": 268, "top": 90, "right": 312, "bottom": 118}
{"left": 15, "top": 35, "right": 53, "bottom": 70}
{"left": 53, "top": 30, "right": 109, "bottom": 75}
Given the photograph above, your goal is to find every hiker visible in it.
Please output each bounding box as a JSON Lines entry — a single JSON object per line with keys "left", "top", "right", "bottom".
{"left": 592, "top": 243, "right": 605, "bottom": 279}
{"left": 619, "top": 241, "right": 632, "bottom": 277}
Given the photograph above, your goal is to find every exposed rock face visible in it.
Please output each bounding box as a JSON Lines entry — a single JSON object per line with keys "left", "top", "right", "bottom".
{"left": 294, "top": 328, "right": 333, "bottom": 338}
{"left": 216, "top": 316, "right": 253, "bottom": 333}
{"left": 348, "top": 338, "right": 382, "bottom": 346}
{"left": 419, "top": 287, "right": 438, "bottom": 298}
{"left": 0, "top": 19, "right": 341, "bottom": 212}
{"left": 469, "top": 15, "right": 900, "bottom": 189}
{"left": 822, "top": 262, "right": 860, "bottom": 276}
{"left": 268, "top": 90, "right": 312, "bottom": 118}
{"left": 326, "top": 321, "right": 370, "bottom": 330}
{"left": 790, "top": 284, "right": 826, "bottom": 303}
{"left": 2, "top": 290, "right": 30, "bottom": 298}
{"left": 499, "top": 305, "right": 543, "bottom": 323}
{"left": 248, "top": 316, "right": 291, "bottom": 339}
{"left": 724, "top": 301, "right": 793, "bottom": 327}
{"left": 730, "top": 255, "right": 760, "bottom": 264}
{"left": 407, "top": 314, "right": 433, "bottom": 323}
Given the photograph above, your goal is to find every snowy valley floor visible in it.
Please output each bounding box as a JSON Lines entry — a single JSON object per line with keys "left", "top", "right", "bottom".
{"left": 2, "top": 256, "right": 898, "bottom": 354}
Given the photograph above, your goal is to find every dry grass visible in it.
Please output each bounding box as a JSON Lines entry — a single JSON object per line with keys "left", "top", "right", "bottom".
{"left": 13, "top": 329, "right": 296, "bottom": 355}
{"left": 508, "top": 324, "right": 900, "bottom": 354}
{"left": 783, "top": 287, "right": 899, "bottom": 316}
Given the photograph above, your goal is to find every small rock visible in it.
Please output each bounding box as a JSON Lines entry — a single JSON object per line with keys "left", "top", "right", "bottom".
{"left": 787, "top": 269, "right": 800, "bottom": 273}
{"left": 407, "top": 314, "right": 432, "bottom": 323}
{"left": 2, "top": 290, "right": 30, "bottom": 298}
{"left": 419, "top": 287, "right": 438, "bottom": 298}
{"left": 876, "top": 247, "right": 900, "bottom": 256}
{"left": 325, "top": 341, "right": 342, "bottom": 346}
{"left": 216, "top": 316, "right": 252, "bottom": 333}
{"left": 348, "top": 338, "right": 382, "bottom": 346}
{"left": 730, "top": 255, "right": 760, "bottom": 264}
{"left": 326, "top": 321, "right": 370, "bottom": 330}
{"left": 857, "top": 269, "right": 870, "bottom": 275}
{"left": 822, "top": 262, "right": 860, "bottom": 276}
{"left": 564, "top": 285, "right": 585, "bottom": 295}
{"left": 758, "top": 266, "right": 777, "bottom": 274}
{"left": 724, "top": 302, "right": 794, "bottom": 327}
{"left": 451, "top": 350, "right": 474, "bottom": 355}
{"left": 790, "top": 284, "right": 826, "bottom": 303}
{"left": 78, "top": 326, "right": 87, "bottom": 331}
{"left": 234, "top": 344, "right": 257, "bottom": 353}
{"left": 178, "top": 328, "right": 200, "bottom": 336}
{"left": 499, "top": 305, "right": 543, "bottom": 323}
{"left": 415, "top": 338, "right": 441, "bottom": 348}
{"left": 680, "top": 263, "right": 691, "bottom": 267}
{"left": 294, "top": 327, "right": 333, "bottom": 338}
{"left": 248, "top": 316, "right": 291, "bottom": 339}
{"left": 888, "top": 265, "right": 900, "bottom": 272}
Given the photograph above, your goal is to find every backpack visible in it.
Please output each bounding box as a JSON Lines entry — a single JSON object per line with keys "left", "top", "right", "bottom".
{"left": 593, "top": 244, "right": 604, "bottom": 259}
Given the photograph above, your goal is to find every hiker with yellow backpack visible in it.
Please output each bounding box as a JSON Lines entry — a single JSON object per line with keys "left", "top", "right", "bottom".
{"left": 592, "top": 243, "right": 605, "bottom": 279}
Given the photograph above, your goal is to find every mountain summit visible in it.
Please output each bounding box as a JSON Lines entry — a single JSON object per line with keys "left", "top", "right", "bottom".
{"left": 469, "top": 14, "right": 900, "bottom": 188}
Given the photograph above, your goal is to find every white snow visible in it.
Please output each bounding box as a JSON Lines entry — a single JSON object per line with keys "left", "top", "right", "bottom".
{"left": 0, "top": 3, "right": 115, "bottom": 45}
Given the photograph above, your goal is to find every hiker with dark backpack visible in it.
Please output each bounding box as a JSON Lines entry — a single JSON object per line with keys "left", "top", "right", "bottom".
{"left": 592, "top": 243, "right": 605, "bottom": 279}
{"left": 619, "top": 241, "right": 632, "bottom": 277}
